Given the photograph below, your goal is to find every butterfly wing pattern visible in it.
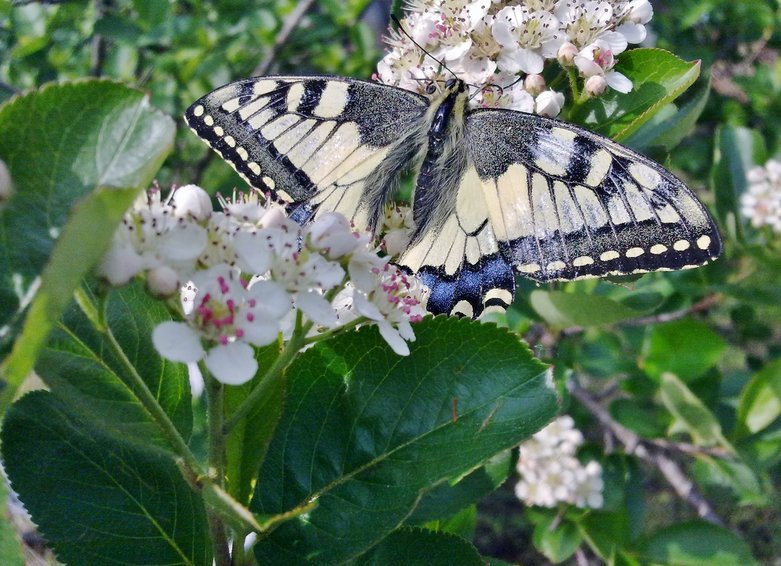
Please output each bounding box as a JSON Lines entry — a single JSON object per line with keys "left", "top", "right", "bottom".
{"left": 186, "top": 76, "right": 722, "bottom": 318}
{"left": 185, "top": 76, "right": 429, "bottom": 230}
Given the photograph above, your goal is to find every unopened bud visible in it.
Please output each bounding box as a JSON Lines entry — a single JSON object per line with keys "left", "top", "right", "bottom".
{"left": 524, "top": 74, "right": 546, "bottom": 97}
{"left": 584, "top": 75, "right": 608, "bottom": 97}
{"left": 173, "top": 184, "right": 212, "bottom": 221}
{"left": 535, "top": 90, "right": 565, "bottom": 118}
{"left": 0, "top": 159, "right": 11, "bottom": 203}
{"left": 557, "top": 42, "right": 579, "bottom": 66}
{"left": 147, "top": 265, "right": 181, "bottom": 297}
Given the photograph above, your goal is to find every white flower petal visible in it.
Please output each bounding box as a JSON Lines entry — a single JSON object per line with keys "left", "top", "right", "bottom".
{"left": 97, "top": 242, "right": 144, "bottom": 285}
{"left": 297, "top": 290, "right": 338, "bottom": 327}
{"left": 158, "top": 223, "right": 208, "bottom": 262}
{"left": 516, "top": 48, "right": 545, "bottom": 75}
{"left": 606, "top": 71, "right": 633, "bottom": 93}
{"left": 247, "top": 279, "right": 291, "bottom": 319}
{"left": 205, "top": 342, "right": 258, "bottom": 385}
{"left": 353, "top": 291, "right": 384, "bottom": 321}
{"left": 599, "top": 31, "right": 628, "bottom": 55}
{"left": 377, "top": 321, "right": 410, "bottom": 356}
{"left": 241, "top": 318, "right": 280, "bottom": 347}
{"left": 153, "top": 321, "right": 204, "bottom": 363}
{"left": 234, "top": 231, "right": 273, "bottom": 274}
{"left": 616, "top": 22, "right": 646, "bottom": 44}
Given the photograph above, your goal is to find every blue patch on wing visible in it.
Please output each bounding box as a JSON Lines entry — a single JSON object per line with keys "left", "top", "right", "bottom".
{"left": 415, "top": 254, "right": 515, "bottom": 317}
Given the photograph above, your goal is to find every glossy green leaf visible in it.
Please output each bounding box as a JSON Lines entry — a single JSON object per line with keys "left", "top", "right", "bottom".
{"left": 569, "top": 49, "right": 700, "bottom": 141}
{"left": 530, "top": 290, "right": 645, "bottom": 328}
{"left": 0, "top": 80, "right": 175, "bottom": 409}
{"left": 423, "top": 504, "right": 478, "bottom": 540}
{"left": 1, "top": 391, "right": 210, "bottom": 565}
{"left": 736, "top": 358, "right": 781, "bottom": 436}
{"left": 711, "top": 125, "right": 766, "bottom": 242}
{"left": 224, "top": 344, "right": 286, "bottom": 505}
{"left": 659, "top": 373, "right": 732, "bottom": 451}
{"left": 638, "top": 520, "right": 756, "bottom": 565}
{"left": 251, "top": 317, "right": 556, "bottom": 563}
{"left": 691, "top": 456, "right": 767, "bottom": 506}
{"left": 354, "top": 527, "right": 484, "bottom": 566}
{"left": 408, "top": 450, "right": 512, "bottom": 525}
{"left": 532, "top": 513, "right": 582, "bottom": 563}
{"left": 578, "top": 509, "right": 632, "bottom": 562}
{"left": 642, "top": 319, "right": 726, "bottom": 382}
{"left": 34, "top": 283, "right": 192, "bottom": 451}
{"left": 623, "top": 76, "right": 711, "bottom": 152}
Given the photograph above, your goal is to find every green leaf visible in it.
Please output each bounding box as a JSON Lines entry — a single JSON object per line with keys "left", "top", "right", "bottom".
{"left": 251, "top": 317, "right": 557, "bottom": 563}
{"left": 224, "top": 345, "right": 285, "bottom": 505}
{"left": 711, "top": 126, "right": 767, "bottom": 242}
{"left": 736, "top": 358, "right": 781, "bottom": 436}
{"left": 659, "top": 373, "right": 732, "bottom": 451}
{"left": 0, "top": 80, "right": 175, "bottom": 409}
{"left": 691, "top": 456, "right": 767, "bottom": 506}
{"left": 532, "top": 513, "right": 583, "bottom": 563}
{"left": 610, "top": 398, "right": 669, "bottom": 438}
{"left": 623, "top": 76, "right": 711, "bottom": 152}
{"left": 642, "top": 319, "right": 726, "bottom": 382}
{"left": 569, "top": 49, "right": 701, "bottom": 141}
{"left": 1, "top": 391, "right": 210, "bottom": 565}
{"left": 530, "top": 290, "right": 645, "bottom": 328}
{"left": 407, "top": 450, "right": 512, "bottom": 525}
{"left": 578, "top": 509, "right": 632, "bottom": 562}
{"left": 354, "top": 527, "right": 484, "bottom": 566}
{"left": 638, "top": 520, "right": 757, "bottom": 565}
{"left": 423, "top": 504, "right": 478, "bottom": 540}
{"left": 35, "top": 283, "right": 192, "bottom": 451}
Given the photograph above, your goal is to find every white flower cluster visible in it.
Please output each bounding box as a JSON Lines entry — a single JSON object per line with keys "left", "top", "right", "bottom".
{"left": 741, "top": 158, "right": 781, "bottom": 233}
{"left": 515, "top": 415, "right": 604, "bottom": 509}
{"left": 98, "top": 185, "right": 427, "bottom": 385}
{"left": 377, "top": 0, "right": 653, "bottom": 114}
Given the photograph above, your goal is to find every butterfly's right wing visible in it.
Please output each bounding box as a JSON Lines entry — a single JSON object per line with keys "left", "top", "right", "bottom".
{"left": 185, "top": 76, "right": 429, "bottom": 230}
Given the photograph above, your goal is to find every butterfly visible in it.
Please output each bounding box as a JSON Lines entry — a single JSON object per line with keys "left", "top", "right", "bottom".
{"left": 185, "top": 75, "right": 722, "bottom": 318}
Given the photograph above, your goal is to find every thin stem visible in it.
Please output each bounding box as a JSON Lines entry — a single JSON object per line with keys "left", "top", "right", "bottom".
{"left": 253, "top": 0, "right": 316, "bottom": 76}
{"left": 204, "top": 366, "right": 231, "bottom": 566}
{"left": 303, "top": 317, "right": 363, "bottom": 345}
{"left": 223, "top": 311, "right": 307, "bottom": 434}
{"left": 99, "top": 304, "right": 204, "bottom": 482}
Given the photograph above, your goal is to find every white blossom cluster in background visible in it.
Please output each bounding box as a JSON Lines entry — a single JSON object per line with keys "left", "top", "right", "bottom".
{"left": 515, "top": 415, "right": 604, "bottom": 509}
{"left": 741, "top": 158, "right": 781, "bottom": 233}
{"left": 98, "top": 185, "right": 426, "bottom": 385}
{"left": 376, "top": 0, "right": 653, "bottom": 116}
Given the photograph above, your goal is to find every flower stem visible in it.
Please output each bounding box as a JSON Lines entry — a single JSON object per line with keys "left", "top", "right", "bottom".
{"left": 204, "top": 366, "right": 232, "bottom": 565}
{"left": 303, "top": 317, "right": 364, "bottom": 345}
{"left": 97, "top": 297, "right": 205, "bottom": 482}
{"left": 223, "top": 311, "right": 307, "bottom": 435}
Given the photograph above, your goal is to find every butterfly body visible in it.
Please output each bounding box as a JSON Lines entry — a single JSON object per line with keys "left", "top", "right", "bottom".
{"left": 186, "top": 75, "right": 721, "bottom": 317}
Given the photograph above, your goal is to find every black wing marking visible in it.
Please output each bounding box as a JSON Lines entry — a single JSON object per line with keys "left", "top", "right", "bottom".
{"left": 465, "top": 109, "right": 722, "bottom": 281}
{"left": 185, "top": 76, "right": 429, "bottom": 231}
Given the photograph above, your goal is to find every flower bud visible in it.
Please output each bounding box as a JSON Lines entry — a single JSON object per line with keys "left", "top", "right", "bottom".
{"left": 147, "top": 264, "right": 181, "bottom": 297}
{"left": 584, "top": 75, "right": 608, "bottom": 97}
{"left": 524, "top": 74, "right": 546, "bottom": 97}
{"left": 0, "top": 159, "right": 11, "bottom": 203}
{"left": 557, "top": 42, "right": 579, "bottom": 66}
{"left": 173, "top": 184, "right": 212, "bottom": 221}
{"left": 535, "top": 90, "right": 565, "bottom": 118}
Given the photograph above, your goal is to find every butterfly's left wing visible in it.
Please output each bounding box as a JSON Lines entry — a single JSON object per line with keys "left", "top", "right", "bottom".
{"left": 464, "top": 109, "right": 722, "bottom": 282}
{"left": 185, "top": 76, "right": 429, "bottom": 230}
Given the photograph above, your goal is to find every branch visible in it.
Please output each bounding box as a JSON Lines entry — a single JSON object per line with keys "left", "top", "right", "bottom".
{"left": 90, "top": 0, "right": 108, "bottom": 78}
{"left": 253, "top": 0, "right": 316, "bottom": 76}
{"left": 624, "top": 294, "right": 721, "bottom": 327}
{"left": 569, "top": 380, "right": 726, "bottom": 527}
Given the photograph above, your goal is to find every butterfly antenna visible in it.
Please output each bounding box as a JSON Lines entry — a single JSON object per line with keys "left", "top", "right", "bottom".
{"left": 390, "top": 15, "right": 458, "bottom": 80}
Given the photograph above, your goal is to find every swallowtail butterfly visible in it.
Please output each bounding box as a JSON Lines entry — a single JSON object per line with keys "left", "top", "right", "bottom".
{"left": 185, "top": 76, "right": 721, "bottom": 317}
